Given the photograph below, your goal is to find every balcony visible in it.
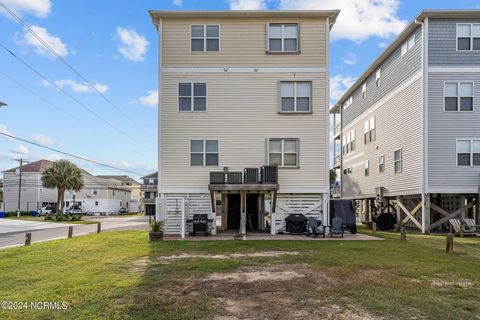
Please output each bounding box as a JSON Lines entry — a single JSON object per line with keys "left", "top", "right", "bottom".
{"left": 141, "top": 184, "right": 158, "bottom": 191}
{"left": 208, "top": 166, "right": 279, "bottom": 191}
{"left": 333, "top": 155, "right": 341, "bottom": 168}
{"left": 142, "top": 198, "right": 156, "bottom": 204}
{"left": 333, "top": 123, "right": 341, "bottom": 138}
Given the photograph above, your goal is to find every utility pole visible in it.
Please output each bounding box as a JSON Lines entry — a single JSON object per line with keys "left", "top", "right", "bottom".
{"left": 14, "top": 158, "right": 28, "bottom": 217}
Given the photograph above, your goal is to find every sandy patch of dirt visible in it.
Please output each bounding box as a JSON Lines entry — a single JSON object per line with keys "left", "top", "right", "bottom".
{"left": 206, "top": 270, "right": 305, "bottom": 283}
{"left": 157, "top": 251, "right": 300, "bottom": 264}
{"left": 430, "top": 279, "right": 474, "bottom": 289}
{"left": 129, "top": 256, "right": 151, "bottom": 272}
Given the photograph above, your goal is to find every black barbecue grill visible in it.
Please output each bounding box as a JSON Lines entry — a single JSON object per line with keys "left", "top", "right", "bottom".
{"left": 192, "top": 214, "right": 209, "bottom": 236}
{"left": 285, "top": 214, "right": 308, "bottom": 234}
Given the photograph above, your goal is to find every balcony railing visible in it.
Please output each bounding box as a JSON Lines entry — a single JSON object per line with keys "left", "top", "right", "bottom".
{"left": 142, "top": 198, "right": 156, "bottom": 204}
{"left": 210, "top": 166, "right": 278, "bottom": 185}
{"left": 334, "top": 155, "right": 341, "bottom": 168}
{"left": 141, "top": 184, "right": 158, "bottom": 190}
{"left": 334, "top": 123, "right": 341, "bottom": 136}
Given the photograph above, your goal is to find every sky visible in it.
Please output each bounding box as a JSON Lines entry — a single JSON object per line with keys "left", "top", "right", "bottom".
{"left": 1, "top": 0, "right": 479, "bottom": 180}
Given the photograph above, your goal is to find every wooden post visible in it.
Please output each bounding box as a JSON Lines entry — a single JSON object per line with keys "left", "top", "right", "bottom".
{"left": 476, "top": 188, "right": 480, "bottom": 225}
{"left": 270, "top": 191, "right": 275, "bottom": 235}
{"left": 181, "top": 198, "right": 185, "bottom": 239}
{"left": 460, "top": 195, "right": 466, "bottom": 221}
{"left": 97, "top": 222, "right": 101, "bottom": 233}
{"left": 422, "top": 193, "right": 431, "bottom": 234}
{"left": 400, "top": 227, "right": 406, "bottom": 241}
{"left": 68, "top": 226, "right": 73, "bottom": 238}
{"left": 240, "top": 191, "right": 246, "bottom": 236}
{"left": 372, "top": 222, "right": 377, "bottom": 234}
{"left": 25, "top": 233, "right": 31, "bottom": 246}
{"left": 396, "top": 196, "right": 402, "bottom": 229}
{"left": 446, "top": 233, "right": 454, "bottom": 253}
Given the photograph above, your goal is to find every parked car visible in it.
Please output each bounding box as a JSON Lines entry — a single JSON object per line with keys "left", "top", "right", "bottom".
{"left": 65, "top": 205, "right": 83, "bottom": 214}
{"left": 118, "top": 208, "right": 128, "bottom": 214}
{"left": 39, "top": 206, "right": 57, "bottom": 216}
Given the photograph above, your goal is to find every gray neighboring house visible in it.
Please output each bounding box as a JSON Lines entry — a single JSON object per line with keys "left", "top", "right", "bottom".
{"left": 331, "top": 10, "right": 480, "bottom": 233}
{"left": 140, "top": 172, "right": 157, "bottom": 216}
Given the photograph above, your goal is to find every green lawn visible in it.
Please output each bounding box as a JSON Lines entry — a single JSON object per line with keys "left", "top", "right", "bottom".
{"left": 0, "top": 228, "right": 479, "bottom": 319}
{"left": 6, "top": 216, "right": 97, "bottom": 225}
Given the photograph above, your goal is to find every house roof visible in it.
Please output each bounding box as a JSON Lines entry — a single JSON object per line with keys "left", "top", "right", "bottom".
{"left": 3, "top": 159, "right": 53, "bottom": 173}
{"left": 96, "top": 175, "right": 140, "bottom": 186}
{"left": 149, "top": 10, "right": 340, "bottom": 26}
{"left": 141, "top": 172, "right": 158, "bottom": 179}
{"left": 332, "top": 9, "right": 480, "bottom": 112}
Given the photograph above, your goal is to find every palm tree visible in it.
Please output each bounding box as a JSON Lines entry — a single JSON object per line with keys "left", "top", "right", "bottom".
{"left": 41, "top": 160, "right": 84, "bottom": 213}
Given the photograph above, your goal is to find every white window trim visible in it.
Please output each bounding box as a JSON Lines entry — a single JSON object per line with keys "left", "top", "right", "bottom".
{"left": 443, "top": 81, "right": 474, "bottom": 112}
{"left": 279, "top": 81, "right": 312, "bottom": 113}
{"left": 190, "top": 139, "right": 219, "bottom": 167}
{"left": 394, "top": 148, "right": 403, "bottom": 173}
{"left": 456, "top": 23, "right": 480, "bottom": 52}
{"left": 456, "top": 138, "right": 480, "bottom": 167}
{"left": 178, "top": 82, "right": 208, "bottom": 112}
{"left": 401, "top": 34, "right": 416, "bottom": 56}
{"left": 267, "top": 23, "right": 300, "bottom": 53}
{"left": 364, "top": 160, "right": 369, "bottom": 176}
{"left": 379, "top": 154, "right": 385, "bottom": 173}
{"left": 375, "top": 69, "right": 381, "bottom": 87}
{"left": 190, "top": 24, "right": 220, "bottom": 52}
{"left": 267, "top": 138, "right": 299, "bottom": 168}
{"left": 362, "top": 82, "right": 367, "bottom": 99}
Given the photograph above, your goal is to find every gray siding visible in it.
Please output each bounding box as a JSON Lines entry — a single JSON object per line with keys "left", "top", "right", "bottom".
{"left": 429, "top": 19, "right": 480, "bottom": 66}
{"left": 427, "top": 72, "right": 480, "bottom": 191}
{"left": 343, "top": 27, "right": 422, "bottom": 125}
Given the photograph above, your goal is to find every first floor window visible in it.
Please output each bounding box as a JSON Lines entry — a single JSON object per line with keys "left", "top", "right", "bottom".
{"left": 280, "top": 81, "right": 311, "bottom": 112}
{"left": 445, "top": 82, "right": 473, "bottom": 112}
{"left": 394, "top": 149, "right": 402, "bottom": 173}
{"left": 191, "top": 140, "right": 219, "bottom": 166}
{"left": 179, "top": 82, "right": 207, "bottom": 112}
{"left": 95, "top": 201, "right": 98, "bottom": 206}
{"left": 364, "top": 160, "right": 369, "bottom": 176}
{"left": 457, "top": 139, "right": 480, "bottom": 166}
{"left": 379, "top": 154, "right": 385, "bottom": 173}
{"left": 269, "top": 138, "right": 298, "bottom": 167}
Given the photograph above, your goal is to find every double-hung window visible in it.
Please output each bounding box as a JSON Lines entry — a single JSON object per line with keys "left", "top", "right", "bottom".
{"left": 375, "top": 69, "right": 381, "bottom": 87}
{"left": 401, "top": 34, "right": 416, "bottom": 56}
{"left": 191, "top": 25, "right": 219, "bottom": 52}
{"left": 268, "top": 138, "right": 298, "bottom": 167}
{"left": 179, "top": 83, "right": 207, "bottom": 112}
{"left": 190, "top": 140, "right": 219, "bottom": 166}
{"left": 342, "top": 130, "right": 355, "bottom": 155}
{"left": 364, "top": 160, "right": 369, "bottom": 176}
{"left": 280, "top": 81, "right": 311, "bottom": 112}
{"left": 457, "top": 24, "right": 480, "bottom": 51}
{"left": 379, "top": 154, "right": 385, "bottom": 173}
{"left": 457, "top": 139, "right": 480, "bottom": 166}
{"left": 92, "top": 188, "right": 98, "bottom": 195}
{"left": 362, "top": 83, "right": 367, "bottom": 99}
{"left": 364, "top": 116, "right": 376, "bottom": 144}
{"left": 445, "top": 82, "right": 473, "bottom": 112}
{"left": 394, "top": 149, "right": 402, "bottom": 173}
{"left": 268, "top": 23, "right": 299, "bottom": 53}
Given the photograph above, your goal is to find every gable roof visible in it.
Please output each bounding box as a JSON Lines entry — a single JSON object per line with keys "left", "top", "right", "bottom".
{"left": 3, "top": 159, "right": 53, "bottom": 173}
{"left": 141, "top": 172, "right": 158, "bottom": 179}
{"left": 96, "top": 175, "right": 140, "bottom": 186}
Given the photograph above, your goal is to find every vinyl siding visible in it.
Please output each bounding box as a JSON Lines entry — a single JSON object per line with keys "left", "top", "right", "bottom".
{"left": 429, "top": 19, "right": 480, "bottom": 66}
{"left": 161, "top": 17, "right": 327, "bottom": 67}
{"left": 342, "top": 75, "right": 423, "bottom": 198}
{"left": 427, "top": 72, "right": 480, "bottom": 191}
{"left": 160, "top": 72, "right": 328, "bottom": 193}
{"left": 342, "top": 27, "right": 422, "bottom": 126}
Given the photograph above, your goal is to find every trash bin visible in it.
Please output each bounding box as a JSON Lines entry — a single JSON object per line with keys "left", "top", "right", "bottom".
{"left": 0, "top": 212, "right": 5, "bottom": 218}
{"left": 31, "top": 211, "right": 39, "bottom": 217}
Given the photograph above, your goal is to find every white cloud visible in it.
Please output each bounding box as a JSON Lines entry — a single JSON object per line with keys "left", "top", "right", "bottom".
{"left": 279, "top": 0, "right": 408, "bottom": 43}
{"left": 172, "top": 0, "right": 182, "bottom": 6}
{"left": 343, "top": 53, "right": 357, "bottom": 65}
{"left": 230, "top": 0, "right": 266, "bottom": 10}
{"left": 330, "top": 74, "right": 357, "bottom": 104}
{"left": 116, "top": 27, "right": 149, "bottom": 62}
{"left": 11, "top": 144, "right": 29, "bottom": 155}
{"left": 32, "top": 133, "right": 53, "bottom": 145}
{"left": 132, "top": 90, "right": 158, "bottom": 107}
{"left": 16, "top": 25, "right": 69, "bottom": 58}
{"left": 42, "top": 79, "right": 109, "bottom": 94}
{"left": 1, "top": 0, "right": 52, "bottom": 18}
{"left": 378, "top": 41, "right": 388, "bottom": 48}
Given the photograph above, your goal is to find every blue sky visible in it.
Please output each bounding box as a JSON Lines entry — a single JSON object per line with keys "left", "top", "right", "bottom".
{"left": 1, "top": 0, "right": 479, "bottom": 179}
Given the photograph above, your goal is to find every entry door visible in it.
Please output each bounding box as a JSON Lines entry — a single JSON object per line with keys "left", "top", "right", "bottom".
{"left": 247, "top": 194, "right": 259, "bottom": 230}
{"left": 227, "top": 194, "right": 241, "bottom": 229}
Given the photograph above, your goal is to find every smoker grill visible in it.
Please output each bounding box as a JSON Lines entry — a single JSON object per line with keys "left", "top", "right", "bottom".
{"left": 192, "top": 214, "right": 209, "bottom": 236}
{"left": 285, "top": 214, "right": 308, "bottom": 234}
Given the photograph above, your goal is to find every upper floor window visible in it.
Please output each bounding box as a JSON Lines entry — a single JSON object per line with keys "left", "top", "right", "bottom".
{"left": 342, "top": 96, "right": 353, "bottom": 110}
{"left": 362, "top": 83, "right": 367, "bottom": 99}
{"left": 92, "top": 188, "right": 98, "bottom": 195}
{"left": 379, "top": 154, "right": 385, "bottom": 173}
{"left": 364, "top": 160, "right": 369, "bottom": 176}
{"left": 191, "top": 140, "right": 219, "bottom": 166}
{"left": 445, "top": 82, "right": 473, "bottom": 112}
{"left": 457, "top": 24, "right": 480, "bottom": 51}
{"left": 280, "top": 81, "right": 311, "bottom": 112}
{"left": 375, "top": 69, "right": 381, "bottom": 87}
{"left": 268, "top": 138, "right": 298, "bottom": 167}
{"left": 179, "top": 83, "right": 207, "bottom": 112}
{"left": 267, "top": 23, "right": 299, "bottom": 53}
{"left": 394, "top": 149, "right": 402, "bottom": 173}
{"left": 401, "top": 34, "right": 416, "bottom": 56}
{"left": 364, "top": 116, "right": 376, "bottom": 144}
{"left": 457, "top": 139, "right": 480, "bottom": 166}
{"left": 342, "top": 130, "right": 356, "bottom": 155}
{"left": 191, "top": 25, "right": 219, "bottom": 52}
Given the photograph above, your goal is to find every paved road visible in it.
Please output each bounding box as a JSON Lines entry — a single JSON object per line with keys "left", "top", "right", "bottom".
{"left": 0, "top": 216, "right": 149, "bottom": 249}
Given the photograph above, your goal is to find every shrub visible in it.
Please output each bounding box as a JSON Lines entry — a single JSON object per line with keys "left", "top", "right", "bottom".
{"left": 150, "top": 220, "right": 164, "bottom": 233}
{"left": 44, "top": 214, "right": 82, "bottom": 222}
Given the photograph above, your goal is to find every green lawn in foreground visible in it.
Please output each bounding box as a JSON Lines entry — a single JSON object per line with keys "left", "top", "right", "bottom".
{"left": 6, "top": 216, "right": 97, "bottom": 225}
{"left": 0, "top": 228, "right": 479, "bottom": 320}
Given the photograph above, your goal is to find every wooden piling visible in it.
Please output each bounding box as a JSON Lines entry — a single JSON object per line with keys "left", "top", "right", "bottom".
{"left": 372, "top": 222, "right": 377, "bottom": 234}
{"left": 446, "top": 233, "right": 454, "bottom": 253}
{"left": 97, "top": 222, "right": 101, "bottom": 233}
{"left": 68, "top": 226, "right": 73, "bottom": 238}
{"left": 25, "top": 233, "right": 31, "bottom": 246}
{"left": 400, "top": 227, "right": 406, "bottom": 241}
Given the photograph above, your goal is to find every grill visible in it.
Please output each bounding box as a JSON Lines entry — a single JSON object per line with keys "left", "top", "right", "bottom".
{"left": 285, "top": 214, "right": 308, "bottom": 234}
{"left": 192, "top": 214, "right": 209, "bottom": 236}
{"left": 261, "top": 165, "right": 278, "bottom": 184}
{"left": 244, "top": 168, "right": 259, "bottom": 184}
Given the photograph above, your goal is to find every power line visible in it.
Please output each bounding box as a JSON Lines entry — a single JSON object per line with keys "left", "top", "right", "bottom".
{"left": 0, "top": 131, "right": 145, "bottom": 177}
{"left": 0, "top": 0, "right": 141, "bottom": 128}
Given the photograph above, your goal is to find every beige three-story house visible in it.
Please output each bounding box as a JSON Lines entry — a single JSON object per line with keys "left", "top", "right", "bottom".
{"left": 149, "top": 10, "right": 339, "bottom": 235}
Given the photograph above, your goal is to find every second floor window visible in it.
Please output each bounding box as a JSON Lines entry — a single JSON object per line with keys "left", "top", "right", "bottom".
{"left": 364, "top": 116, "right": 376, "bottom": 144}
{"left": 268, "top": 23, "right": 299, "bottom": 53}
{"left": 379, "top": 154, "right": 385, "bottom": 173}
{"left": 445, "top": 82, "right": 473, "bottom": 112}
{"left": 457, "top": 24, "right": 480, "bottom": 51}
{"left": 342, "top": 130, "right": 355, "bottom": 155}
{"left": 364, "top": 160, "right": 369, "bottom": 176}
{"left": 280, "top": 81, "right": 311, "bottom": 112}
{"left": 268, "top": 138, "right": 298, "bottom": 167}
{"left": 179, "top": 83, "right": 207, "bottom": 112}
{"left": 457, "top": 139, "right": 480, "bottom": 166}
{"left": 191, "top": 140, "right": 218, "bottom": 166}
{"left": 375, "top": 69, "right": 381, "bottom": 87}
{"left": 394, "top": 149, "right": 402, "bottom": 173}
{"left": 362, "top": 83, "right": 367, "bottom": 99}
{"left": 92, "top": 188, "right": 98, "bottom": 195}
{"left": 191, "top": 25, "right": 219, "bottom": 52}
